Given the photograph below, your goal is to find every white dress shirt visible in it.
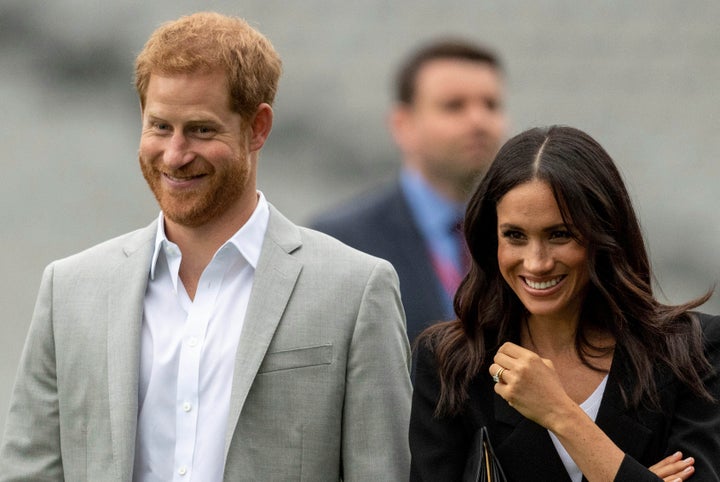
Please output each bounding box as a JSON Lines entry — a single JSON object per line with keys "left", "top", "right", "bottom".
{"left": 133, "top": 193, "right": 269, "bottom": 482}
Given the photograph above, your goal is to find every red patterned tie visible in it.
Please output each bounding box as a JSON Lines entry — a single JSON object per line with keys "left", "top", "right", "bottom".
{"left": 431, "top": 219, "right": 470, "bottom": 298}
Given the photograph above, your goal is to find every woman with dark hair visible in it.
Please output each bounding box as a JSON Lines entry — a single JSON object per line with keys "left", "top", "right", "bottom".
{"left": 409, "top": 125, "right": 720, "bottom": 481}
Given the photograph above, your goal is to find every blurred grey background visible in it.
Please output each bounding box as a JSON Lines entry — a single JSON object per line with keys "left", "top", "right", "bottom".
{"left": 1, "top": 1, "right": 718, "bottom": 434}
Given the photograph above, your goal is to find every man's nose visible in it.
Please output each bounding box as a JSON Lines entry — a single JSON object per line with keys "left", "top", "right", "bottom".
{"left": 467, "top": 103, "right": 492, "bottom": 129}
{"left": 163, "top": 133, "right": 195, "bottom": 168}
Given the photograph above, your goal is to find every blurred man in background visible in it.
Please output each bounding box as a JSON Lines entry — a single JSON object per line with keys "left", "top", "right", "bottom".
{"left": 311, "top": 39, "right": 508, "bottom": 343}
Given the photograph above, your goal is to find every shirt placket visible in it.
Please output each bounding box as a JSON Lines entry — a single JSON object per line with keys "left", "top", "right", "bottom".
{"left": 173, "top": 251, "right": 229, "bottom": 481}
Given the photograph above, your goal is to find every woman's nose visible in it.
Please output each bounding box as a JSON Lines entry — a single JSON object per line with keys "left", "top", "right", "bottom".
{"left": 523, "top": 242, "right": 554, "bottom": 273}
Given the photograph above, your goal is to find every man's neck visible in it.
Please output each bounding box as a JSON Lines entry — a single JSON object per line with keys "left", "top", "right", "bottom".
{"left": 164, "top": 194, "right": 259, "bottom": 299}
{"left": 403, "top": 164, "right": 474, "bottom": 204}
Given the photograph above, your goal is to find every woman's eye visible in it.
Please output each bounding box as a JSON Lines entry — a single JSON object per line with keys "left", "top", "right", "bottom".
{"left": 501, "top": 230, "right": 524, "bottom": 241}
{"left": 550, "top": 230, "right": 572, "bottom": 240}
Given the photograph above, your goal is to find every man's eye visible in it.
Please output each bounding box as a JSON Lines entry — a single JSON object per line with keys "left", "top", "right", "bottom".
{"left": 485, "top": 99, "right": 500, "bottom": 111}
{"left": 191, "top": 126, "right": 215, "bottom": 136}
{"left": 442, "top": 100, "right": 464, "bottom": 112}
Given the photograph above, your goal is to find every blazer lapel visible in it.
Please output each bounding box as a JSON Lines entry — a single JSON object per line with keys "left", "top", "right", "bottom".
{"left": 224, "top": 206, "right": 303, "bottom": 454}
{"left": 491, "top": 348, "right": 658, "bottom": 480}
{"left": 594, "top": 348, "right": 654, "bottom": 460}
{"left": 493, "top": 393, "right": 572, "bottom": 481}
{"left": 107, "top": 223, "right": 155, "bottom": 481}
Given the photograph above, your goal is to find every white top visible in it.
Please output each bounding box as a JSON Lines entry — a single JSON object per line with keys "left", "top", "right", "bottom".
{"left": 549, "top": 374, "right": 609, "bottom": 482}
{"left": 133, "top": 193, "right": 270, "bottom": 482}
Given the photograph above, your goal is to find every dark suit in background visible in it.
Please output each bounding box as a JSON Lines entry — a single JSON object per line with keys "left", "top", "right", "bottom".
{"left": 311, "top": 182, "right": 445, "bottom": 343}
{"left": 310, "top": 39, "right": 508, "bottom": 343}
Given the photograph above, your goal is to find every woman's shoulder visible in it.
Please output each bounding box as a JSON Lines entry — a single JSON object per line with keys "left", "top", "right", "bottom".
{"left": 695, "top": 311, "right": 720, "bottom": 346}
{"left": 415, "top": 320, "right": 463, "bottom": 352}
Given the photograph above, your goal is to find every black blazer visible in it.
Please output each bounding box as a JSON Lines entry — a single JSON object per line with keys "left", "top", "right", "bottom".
{"left": 310, "top": 181, "right": 448, "bottom": 343}
{"left": 410, "top": 313, "right": 720, "bottom": 481}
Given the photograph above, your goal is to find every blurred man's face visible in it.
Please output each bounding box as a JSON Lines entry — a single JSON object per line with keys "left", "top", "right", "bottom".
{"left": 396, "top": 59, "right": 507, "bottom": 201}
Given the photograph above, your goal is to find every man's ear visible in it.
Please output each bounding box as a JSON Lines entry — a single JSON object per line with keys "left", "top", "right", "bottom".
{"left": 388, "top": 103, "right": 415, "bottom": 153}
{"left": 248, "top": 103, "right": 274, "bottom": 152}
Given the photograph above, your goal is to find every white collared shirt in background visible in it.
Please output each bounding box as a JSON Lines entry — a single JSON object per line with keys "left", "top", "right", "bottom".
{"left": 133, "top": 192, "right": 270, "bottom": 482}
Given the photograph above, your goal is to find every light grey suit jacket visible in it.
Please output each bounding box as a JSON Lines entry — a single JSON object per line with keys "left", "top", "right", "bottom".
{"left": 0, "top": 206, "right": 412, "bottom": 481}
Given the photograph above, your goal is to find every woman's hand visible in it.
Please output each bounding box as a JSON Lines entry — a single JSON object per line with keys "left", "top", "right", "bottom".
{"left": 490, "top": 343, "right": 697, "bottom": 482}
{"left": 649, "top": 452, "right": 694, "bottom": 481}
{"left": 489, "top": 341, "right": 575, "bottom": 430}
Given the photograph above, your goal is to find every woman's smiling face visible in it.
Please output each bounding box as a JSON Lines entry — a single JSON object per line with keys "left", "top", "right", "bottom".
{"left": 496, "top": 179, "right": 589, "bottom": 324}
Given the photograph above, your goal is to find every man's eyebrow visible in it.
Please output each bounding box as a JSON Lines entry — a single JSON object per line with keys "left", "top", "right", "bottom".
{"left": 143, "top": 113, "right": 166, "bottom": 122}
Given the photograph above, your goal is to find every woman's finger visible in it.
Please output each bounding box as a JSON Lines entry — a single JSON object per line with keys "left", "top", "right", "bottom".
{"left": 488, "top": 363, "right": 510, "bottom": 384}
{"left": 497, "top": 341, "right": 533, "bottom": 358}
{"left": 648, "top": 452, "right": 694, "bottom": 481}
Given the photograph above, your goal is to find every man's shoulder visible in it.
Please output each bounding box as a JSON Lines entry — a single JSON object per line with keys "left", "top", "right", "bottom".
{"left": 267, "top": 204, "right": 393, "bottom": 272}
{"left": 51, "top": 221, "right": 156, "bottom": 272}
{"left": 297, "top": 224, "right": 393, "bottom": 270}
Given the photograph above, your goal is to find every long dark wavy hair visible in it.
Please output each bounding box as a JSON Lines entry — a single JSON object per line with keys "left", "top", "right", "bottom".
{"left": 419, "top": 125, "right": 713, "bottom": 416}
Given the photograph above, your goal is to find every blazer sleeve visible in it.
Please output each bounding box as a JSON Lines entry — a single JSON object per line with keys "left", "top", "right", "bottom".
{"left": 660, "top": 314, "right": 720, "bottom": 481}
{"left": 409, "top": 341, "right": 471, "bottom": 482}
{"left": 616, "top": 313, "right": 720, "bottom": 482}
{"left": 0, "top": 264, "right": 64, "bottom": 480}
{"left": 613, "top": 456, "right": 663, "bottom": 481}
{"left": 341, "top": 259, "right": 412, "bottom": 481}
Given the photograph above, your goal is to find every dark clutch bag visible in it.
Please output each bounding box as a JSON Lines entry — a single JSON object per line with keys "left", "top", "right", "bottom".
{"left": 462, "top": 426, "right": 508, "bottom": 482}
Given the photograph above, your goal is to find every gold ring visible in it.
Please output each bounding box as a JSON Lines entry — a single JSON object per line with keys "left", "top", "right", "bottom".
{"left": 492, "top": 366, "right": 505, "bottom": 383}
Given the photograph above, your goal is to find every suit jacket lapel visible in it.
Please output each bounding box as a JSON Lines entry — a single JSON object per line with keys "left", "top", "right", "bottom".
{"left": 384, "top": 184, "right": 447, "bottom": 339}
{"left": 595, "top": 347, "right": 654, "bottom": 460}
{"left": 385, "top": 185, "right": 436, "bottom": 283}
{"left": 224, "top": 206, "right": 303, "bottom": 455}
{"left": 107, "top": 223, "right": 155, "bottom": 481}
{"left": 493, "top": 392, "right": 572, "bottom": 481}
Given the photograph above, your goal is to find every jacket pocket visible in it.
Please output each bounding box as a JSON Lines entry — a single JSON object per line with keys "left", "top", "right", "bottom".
{"left": 257, "top": 344, "right": 333, "bottom": 374}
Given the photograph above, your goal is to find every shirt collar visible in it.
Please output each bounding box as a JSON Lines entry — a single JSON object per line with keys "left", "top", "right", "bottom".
{"left": 399, "top": 167, "right": 465, "bottom": 239}
{"left": 149, "top": 191, "right": 270, "bottom": 281}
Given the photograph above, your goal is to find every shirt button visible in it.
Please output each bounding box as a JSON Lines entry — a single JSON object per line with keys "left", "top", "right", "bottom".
{"left": 183, "top": 402, "right": 192, "bottom": 412}
{"left": 178, "top": 466, "right": 187, "bottom": 476}
{"left": 188, "top": 337, "right": 198, "bottom": 347}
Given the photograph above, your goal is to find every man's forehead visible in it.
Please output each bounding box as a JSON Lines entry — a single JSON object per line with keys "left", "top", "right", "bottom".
{"left": 413, "top": 60, "right": 502, "bottom": 97}
{"left": 416, "top": 58, "right": 500, "bottom": 80}
{"left": 146, "top": 68, "right": 228, "bottom": 85}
